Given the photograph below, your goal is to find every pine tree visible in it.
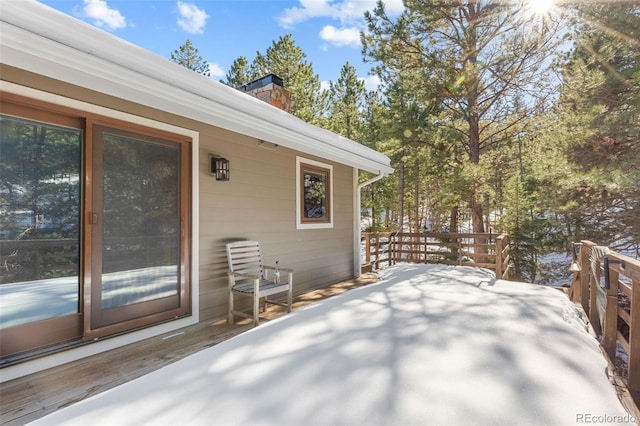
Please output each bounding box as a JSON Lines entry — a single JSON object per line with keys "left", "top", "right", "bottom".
{"left": 486, "top": 2, "right": 640, "bottom": 279}
{"left": 325, "top": 62, "right": 366, "bottom": 140}
{"left": 246, "top": 34, "right": 326, "bottom": 124}
{"left": 170, "top": 39, "right": 210, "bottom": 77}
{"left": 359, "top": 91, "right": 398, "bottom": 231}
{"left": 362, "top": 0, "right": 561, "bottom": 232}
{"left": 544, "top": 2, "right": 640, "bottom": 253}
{"left": 222, "top": 56, "right": 255, "bottom": 88}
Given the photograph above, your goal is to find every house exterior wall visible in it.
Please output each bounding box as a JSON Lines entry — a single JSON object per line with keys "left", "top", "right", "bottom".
{"left": 198, "top": 132, "right": 355, "bottom": 320}
{"left": 2, "top": 65, "right": 356, "bottom": 326}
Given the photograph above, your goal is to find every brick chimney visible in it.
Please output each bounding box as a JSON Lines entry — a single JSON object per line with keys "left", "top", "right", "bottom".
{"left": 238, "top": 74, "right": 291, "bottom": 113}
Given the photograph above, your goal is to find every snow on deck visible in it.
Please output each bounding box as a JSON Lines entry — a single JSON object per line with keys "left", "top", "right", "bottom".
{"left": 30, "top": 264, "right": 635, "bottom": 426}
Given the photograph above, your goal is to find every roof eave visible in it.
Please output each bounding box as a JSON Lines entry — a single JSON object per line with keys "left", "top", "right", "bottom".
{"left": 0, "top": 1, "right": 393, "bottom": 176}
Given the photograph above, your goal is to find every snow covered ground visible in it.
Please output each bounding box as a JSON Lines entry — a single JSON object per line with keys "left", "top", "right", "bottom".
{"left": 0, "top": 266, "right": 178, "bottom": 328}
{"left": 30, "top": 264, "right": 636, "bottom": 426}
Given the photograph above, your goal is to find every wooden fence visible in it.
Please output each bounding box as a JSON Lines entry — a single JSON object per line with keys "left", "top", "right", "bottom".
{"left": 570, "top": 240, "right": 640, "bottom": 397}
{"left": 362, "top": 232, "right": 510, "bottom": 280}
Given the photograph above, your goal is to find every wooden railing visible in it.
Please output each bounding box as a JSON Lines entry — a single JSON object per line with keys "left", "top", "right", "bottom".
{"left": 0, "top": 238, "right": 79, "bottom": 283}
{"left": 570, "top": 240, "right": 640, "bottom": 396}
{"left": 1, "top": 236, "right": 177, "bottom": 284}
{"left": 362, "top": 232, "right": 510, "bottom": 280}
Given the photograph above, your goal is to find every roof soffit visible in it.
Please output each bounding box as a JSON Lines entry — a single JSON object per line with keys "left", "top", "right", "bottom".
{"left": 0, "top": 2, "right": 393, "bottom": 175}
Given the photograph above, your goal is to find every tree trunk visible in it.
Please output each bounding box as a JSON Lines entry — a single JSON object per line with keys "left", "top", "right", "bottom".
{"left": 471, "top": 196, "right": 485, "bottom": 233}
{"left": 465, "top": 2, "right": 485, "bottom": 234}
{"left": 414, "top": 161, "right": 420, "bottom": 232}
{"left": 398, "top": 163, "right": 405, "bottom": 231}
{"left": 371, "top": 205, "right": 377, "bottom": 230}
{"left": 450, "top": 205, "right": 459, "bottom": 233}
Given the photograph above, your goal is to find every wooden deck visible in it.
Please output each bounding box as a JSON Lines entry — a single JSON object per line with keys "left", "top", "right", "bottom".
{"left": 0, "top": 274, "right": 379, "bottom": 426}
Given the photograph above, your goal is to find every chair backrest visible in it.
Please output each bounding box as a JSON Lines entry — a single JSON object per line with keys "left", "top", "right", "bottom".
{"left": 226, "top": 240, "right": 265, "bottom": 279}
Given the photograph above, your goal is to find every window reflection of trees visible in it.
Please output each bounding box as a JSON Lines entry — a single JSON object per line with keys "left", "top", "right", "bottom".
{"left": 0, "top": 114, "right": 189, "bottom": 333}
{"left": 102, "top": 134, "right": 180, "bottom": 276}
{"left": 0, "top": 115, "right": 81, "bottom": 284}
{"left": 304, "top": 171, "right": 326, "bottom": 219}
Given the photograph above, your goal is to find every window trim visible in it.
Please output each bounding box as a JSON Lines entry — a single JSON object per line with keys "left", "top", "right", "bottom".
{"left": 296, "top": 157, "right": 333, "bottom": 229}
{"left": 86, "top": 124, "right": 192, "bottom": 339}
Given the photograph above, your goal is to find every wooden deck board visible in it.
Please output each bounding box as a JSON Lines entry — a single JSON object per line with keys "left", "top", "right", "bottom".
{"left": 0, "top": 274, "right": 379, "bottom": 426}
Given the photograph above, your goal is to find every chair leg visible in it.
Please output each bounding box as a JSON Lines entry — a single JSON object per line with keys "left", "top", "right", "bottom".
{"left": 287, "top": 273, "right": 293, "bottom": 313}
{"left": 228, "top": 290, "right": 234, "bottom": 324}
{"left": 253, "top": 290, "right": 260, "bottom": 327}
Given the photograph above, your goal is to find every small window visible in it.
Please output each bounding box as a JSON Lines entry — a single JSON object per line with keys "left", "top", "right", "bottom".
{"left": 296, "top": 157, "right": 333, "bottom": 229}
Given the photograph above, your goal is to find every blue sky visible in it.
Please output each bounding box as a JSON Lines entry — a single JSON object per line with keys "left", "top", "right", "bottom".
{"left": 37, "top": 0, "right": 405, "bottom": 91}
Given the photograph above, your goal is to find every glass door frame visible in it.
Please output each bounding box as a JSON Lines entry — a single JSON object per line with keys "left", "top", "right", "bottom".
{"left": 0, "top": 98, "right": 84, "bottom": 357}
{"left": 83, "top": 120, "right": 192, "bottom": 340}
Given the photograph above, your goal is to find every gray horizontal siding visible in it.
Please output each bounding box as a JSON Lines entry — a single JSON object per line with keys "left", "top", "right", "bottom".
{"left": 2, "top": 70, "right": 359, "bottom": 323}
{"left": 2, "top": 69, "right": 357, "bottom": 323}
{"left": 198, "top": 126, "right": 356, "bottom": 321}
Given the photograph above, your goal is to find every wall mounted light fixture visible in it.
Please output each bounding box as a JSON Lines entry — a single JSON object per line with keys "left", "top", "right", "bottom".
{"left": 210, "top": 155, "right": 230, "bottom": 181}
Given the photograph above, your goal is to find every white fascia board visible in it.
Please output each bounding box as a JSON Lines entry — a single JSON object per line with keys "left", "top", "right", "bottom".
{"left": 0, "top": 1, "right": 393, "bottom": 176}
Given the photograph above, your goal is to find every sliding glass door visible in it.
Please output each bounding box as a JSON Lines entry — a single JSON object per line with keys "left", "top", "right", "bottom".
{"left": 87, "top": 126, "right": 189, "bottom": 337}
{"left": 89, "top": 126, "right": 189, "bottom": 335}
{"left": 0, "top": 97, "right": 191, "bottom": 359}
{"left": 0, "top": 109, "right": 83, "bottom": 356}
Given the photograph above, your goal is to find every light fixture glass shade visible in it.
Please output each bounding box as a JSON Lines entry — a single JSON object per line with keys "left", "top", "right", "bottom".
{"left": 211, "top": 156, "right": 229, "bottom": 181}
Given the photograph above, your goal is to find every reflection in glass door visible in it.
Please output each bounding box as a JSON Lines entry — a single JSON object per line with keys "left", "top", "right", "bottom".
{"left": 90, "top": 126, "right": 188, "bottom": 335}
{"left": 0, "top": 111, "right": 82, "bottom": 356}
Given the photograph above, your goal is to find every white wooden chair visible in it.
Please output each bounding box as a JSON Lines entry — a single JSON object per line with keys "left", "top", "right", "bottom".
{"left": 226, "top": 240, "right": 293, "bottom": 326}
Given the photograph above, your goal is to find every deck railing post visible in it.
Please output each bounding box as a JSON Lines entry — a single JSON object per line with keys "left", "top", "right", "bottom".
{"left": 579, "top": 241, "right": 592, "bottom": 315}
{"left": 412, "top": 233, "right": 417, "bottom": 263}
{"left": 589, "top": 255, "right": 602, "bottom": 336}
{"left": 503, "top": 234, "right": 510, "bottom": 280}
{"left": 393, "top": 233, "right": 396, "bottom": 266}
{"left": 569, "top": 243, "right": 581, "bottom": 304}
{"left": 390, "top": 232, "right": 397, "bottom": 267}
{"left": 375, "top": 233, "right": 380, "bottom": 269}
{"left": 495, "top": 235, "right": 504, "bottom": 279}
{"left": 365, "top": 234, "right": 371, "bottom": 266}
{"left": 35, "top": 246, "right": 41, "bottom": 280}
{"left": 602, "top": 261, "right": 619, "bottom": 362}
{"left": 570, "top": 271, "right": 581, "bottom": 303}
{"left": 629, "top": 276, "right": 640, "bottom": 393}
